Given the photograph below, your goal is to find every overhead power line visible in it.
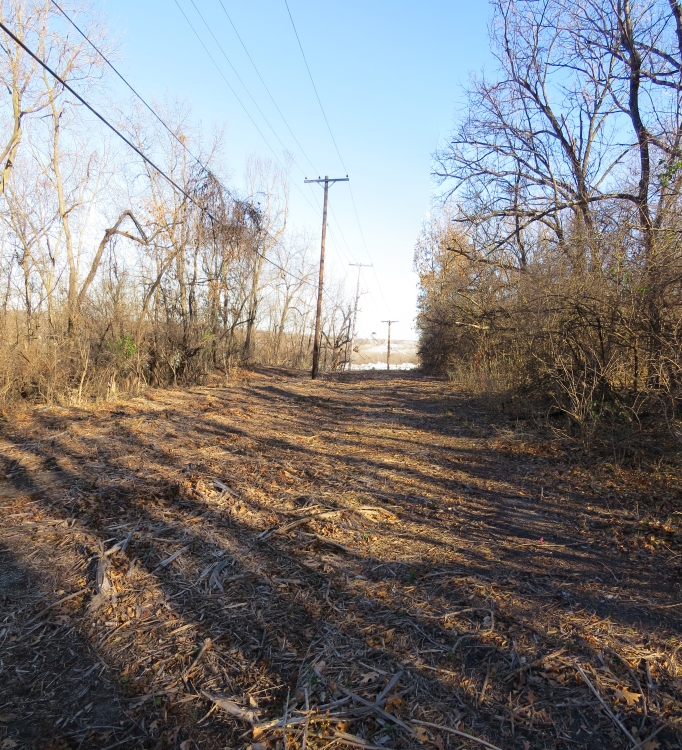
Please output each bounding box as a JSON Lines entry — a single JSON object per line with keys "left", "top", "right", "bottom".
{"left": 282, "top": 0, "right": 391, "bottom": 313}
{"left": 283, "top": 0, "right": 346, "bottom": 173}
{"left": 51, "top": 0, "right": 206, "bottom": 175}
{"left": 215, "top": 0, "right": 318, "bottom": 177}
{"left": 173, "top": 0, "right": 355, "bottom": 279}
{"left": 186, "top": 0, "right": 308, "bottom": 180}
{"left": 0, "top": 18, "right": 324, "bottom": 299}
{"left": 52, "top": 0, "right": 339, "bottom": 268}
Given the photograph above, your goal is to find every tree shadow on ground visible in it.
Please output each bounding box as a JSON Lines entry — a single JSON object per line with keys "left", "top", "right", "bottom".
{"left": 0, "top": 369, "right": 680, "bottom": 749}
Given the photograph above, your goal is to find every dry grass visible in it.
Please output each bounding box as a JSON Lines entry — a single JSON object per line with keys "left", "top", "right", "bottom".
{"left": 0, "top": 369, "right": 681, "bottom": 749}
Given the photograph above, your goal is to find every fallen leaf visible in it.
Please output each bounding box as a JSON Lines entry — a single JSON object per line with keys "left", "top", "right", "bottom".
{"left": 359, "top": 671, "right": 379, "bottom": 685}
{"left": 642, "top": 740, "right": 660, "bottom": 750}
{"left": 2, "top": 741, "right": 18, "bottom": 749}
{"left": 0, "top": 714, "right": 17, "bottom": 723}
{"left": 251, "top": 726, "right": 266, "bottom": 741}
{"left": 434, "top": 734, "right": 445, "bottom": 750}
{"left": 615, "top": 687, "right": 641, "bottom": 707}
{"left": 412, "top": 726, "right": 429, "bottom": 743}
{"left": 526, "top": 689, "right": 536, "bottom": 704}
{"left": 385, "top": 695, "right": 403, "bottom": 709}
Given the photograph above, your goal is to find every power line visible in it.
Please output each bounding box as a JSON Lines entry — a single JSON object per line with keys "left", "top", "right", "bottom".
{"left": 282, "top": 0, "right": 391, "bottom": 312}
{"left": 208, "top": 0, "right": 368, "bottom": 282}
{"left": 51, "top": 0, "right": 335, "bottom": 282}
{"left": 186, "top": 0, "right": 309, "bottom": 181}
{"left": 175, "top": 0, "right": 357, "bottom": 295}
{"left": 54, "top": 0, "right": 325, "bottom": 240}
{"left": 176, "top": 0, "right": 370, "bottom": 314}
{"left": 215, "top": 0, "right": 318, "bottom": 177}
{"left": 283, "top": 0, "right": 346, "bottom": 173}
{"left": 172, "top": 1, "right": 285, "bottom": 172}
{"left": 172, "top": 0, "right": 333, "bottom": 233}
{"left": 0, "top": 18, "right": 324, "bottom": 300}
{"left": 51, "top": 0, "right": 207, "bottom": 175}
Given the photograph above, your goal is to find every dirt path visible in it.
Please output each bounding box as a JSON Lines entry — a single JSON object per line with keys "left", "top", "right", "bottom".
{"left": 1, "top": 370, "right": 680, "bottom": 749}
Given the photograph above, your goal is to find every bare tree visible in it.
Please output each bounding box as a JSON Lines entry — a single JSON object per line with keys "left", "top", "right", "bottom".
{"left": 421, "top": 0, "right": 682, "bottom": 449}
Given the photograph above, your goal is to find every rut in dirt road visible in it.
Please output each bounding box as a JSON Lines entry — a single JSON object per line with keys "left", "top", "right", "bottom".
{"left": 1, "top": 369, "right": 680, "bottom": 750}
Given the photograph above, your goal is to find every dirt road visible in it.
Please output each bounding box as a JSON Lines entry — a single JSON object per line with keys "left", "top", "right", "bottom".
{"left": 1, "top": 370, "right": 680, "bottom": 749}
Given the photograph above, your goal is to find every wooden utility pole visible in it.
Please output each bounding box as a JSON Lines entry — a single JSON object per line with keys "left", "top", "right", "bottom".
{"left": 304, "top": 175, "right": 349, "bottom": 379}
{"left": 347, "top": 262, "right": 372, "bottom": 371}
{"left": 381, "top": 320, "right": 398, "bottom": 371}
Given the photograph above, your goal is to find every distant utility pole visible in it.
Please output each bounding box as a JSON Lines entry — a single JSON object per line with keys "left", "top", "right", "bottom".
{"left": 347, "top": 263, "right": 372, "bottom": 372}
{"left": 381, "top": 320, "right": 399, "bottom": 371}
{"left": 304, "top": 175, "right": 349, "bottom": 379}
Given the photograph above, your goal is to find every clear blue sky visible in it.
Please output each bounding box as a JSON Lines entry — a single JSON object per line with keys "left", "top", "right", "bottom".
{"left": 96, "top": 0, "right": 494, "bottom": 340}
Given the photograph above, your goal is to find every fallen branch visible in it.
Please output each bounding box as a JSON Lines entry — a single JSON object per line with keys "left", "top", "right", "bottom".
{"left": 24, "top": 585, "right": 92, "bottom": 626}
{"left": 575, "top": 665, "right": 637, "bottom": 747}
{"left": 258, "top": 506, "right": 394, "bottom": 540}
{"left": 298, "top": 531, "right": 356, "bottom": 554}
{"left": 202, "top": 691, "right": 260, "bottom": 725}
{"left": 153, "top": 545, "right": 189, "bottom": 572}
{"left": 332, "top": 729, "right": 386, "bottom": 749}
{"left": 183, "top": 638, "right": 212, "bottom": 681}
{"left": 375, "top": 671, "right": 402, "bottom": 704}
{"left": 411, "top": 720, "right": 503, "bottom": 750}
{"left": 504, "top": 647, "right": 566, "bottom": 681}
{"left": 338, "top": 686, "right": 412, "bottom": 732}
{"left": 415, "top": 607, "right": 494, "bottom": 633}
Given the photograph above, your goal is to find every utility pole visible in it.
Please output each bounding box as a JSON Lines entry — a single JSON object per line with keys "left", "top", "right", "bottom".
{"left": 381, "top": 320, "right": 399, "bottom": 371}
{"left": 347, "top": 263, "right": 372, "bottom": 372}
{"left": 304, "top": 175, "right": 349, "bottom": 379}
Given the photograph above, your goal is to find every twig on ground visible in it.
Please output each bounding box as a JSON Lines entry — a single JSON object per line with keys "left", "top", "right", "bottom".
{"left": 153, "top": 545, "right": 189, "bottom": 572}
{"left": 375, "top": 671, "right": 402, "bottom": 704}
{"left": 331, "top": 730, "right": 386, "bottom": 749}
{"left": 504, "top": 647, "right": 566, "bottom": 681}
{"left": 283, "top": 687, "right": 290, "bottom": 750}
{"left": 301, "top": 688, "right": 310, "bottom": 750}
{"left": 575, "top": 665, "right": 637, "bottom": 747}
{"left": 183, "top": 638, "right": 212, "bottom": 681}
{"left": 411, "top": 719, "right": 503, "bottom": 750}
{"left": 258, "top": 506, "right": 395, "bottom": 540}
{"left": 24, "top": 585, "right": 92, "bottom": 626}
{"left": 338, "top": 686, "right": 411, "bottom": 733}
{"left": 201, "top": 690, "right": 260, "bottom": 725}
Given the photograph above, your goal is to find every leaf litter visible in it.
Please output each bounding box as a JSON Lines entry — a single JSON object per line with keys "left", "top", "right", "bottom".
{"left": 0, "top": 369, "right": 680, "bottom": 748}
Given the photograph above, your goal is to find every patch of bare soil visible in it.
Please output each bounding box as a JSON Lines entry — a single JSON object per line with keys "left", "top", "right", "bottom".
{"left": 0, "top": 369, "right": 680, "bottom": 750}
